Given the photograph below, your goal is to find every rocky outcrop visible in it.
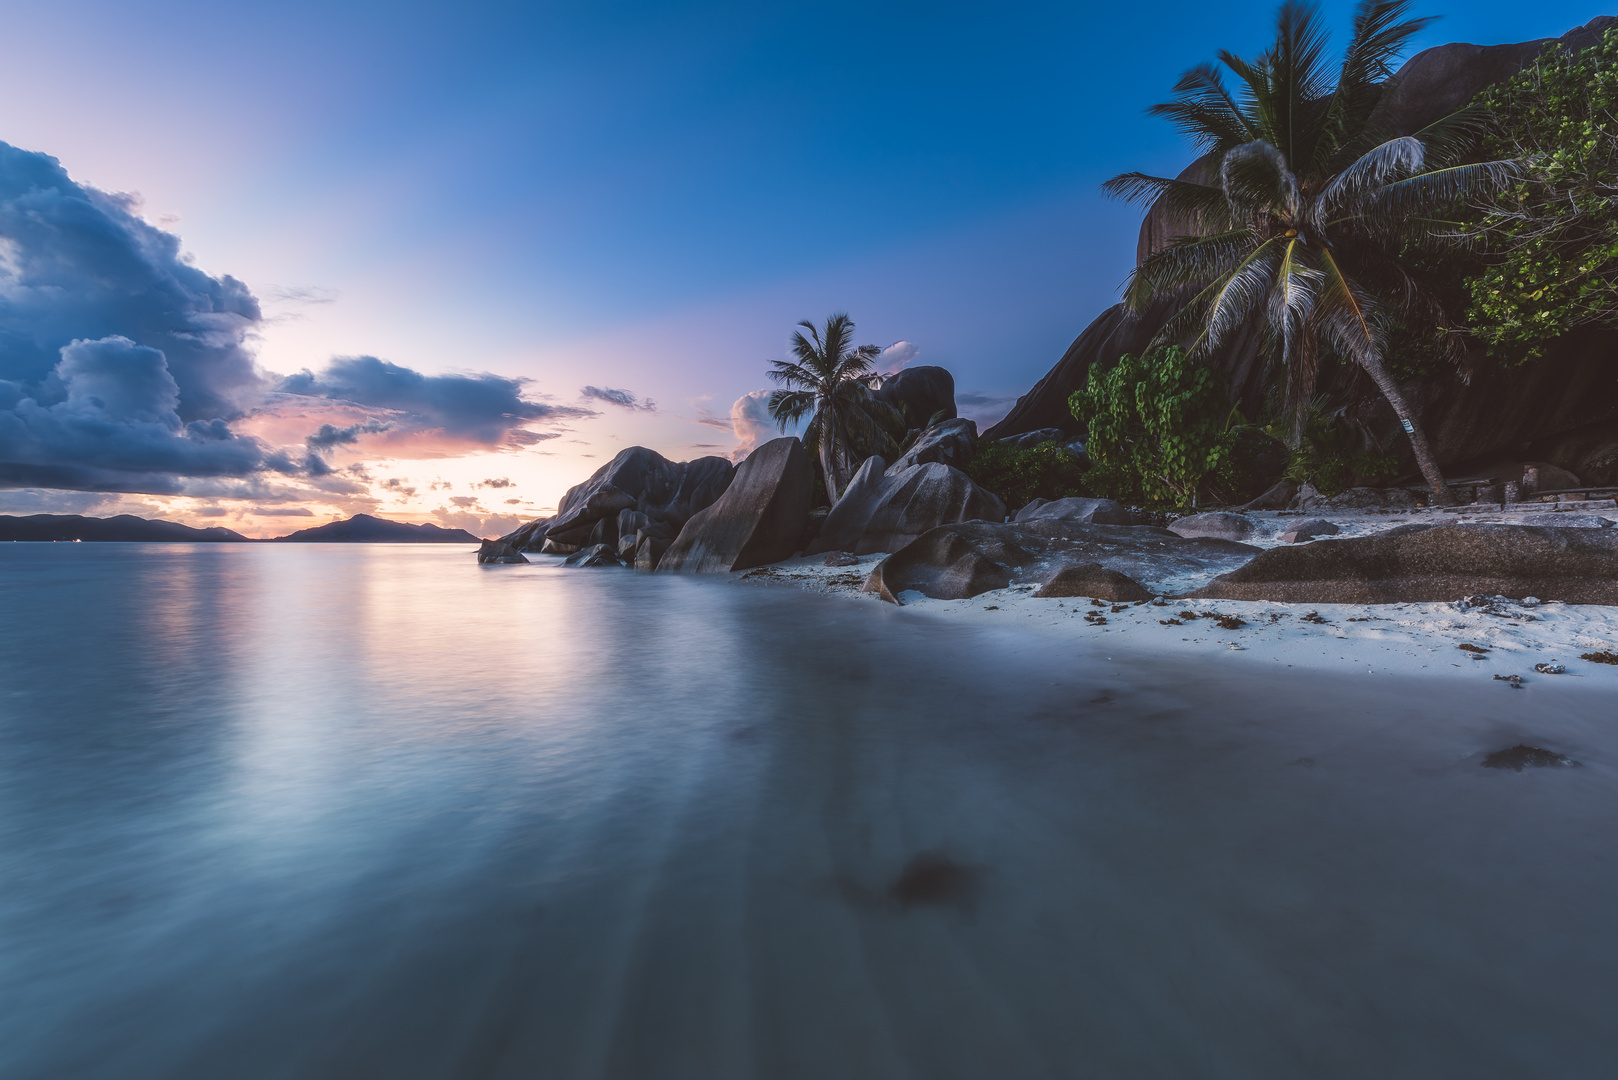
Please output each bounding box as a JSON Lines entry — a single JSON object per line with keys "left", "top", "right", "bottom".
{"left": 564, "top": 544, "right": 621, "bottom": 568}
{"left": 987, "top": 17, "right": 1618, "bottom": 477}
{"left": 1033, "top": 563, "right": 1153, "bottom": 601}
{"left": 658, "top": 437, "right": 813, "bottom": 573}
{"left": 1015, "top": 497, "right": 1139, "bottom": 526}
{"left": 872, "top": 365, "right": 957, "bottom": 427}
{"left": 999, "top": 427, "right": 1067, "bottom": 450}
{"left": 477, "top": 539, "right": 529, "bottom": 564}
{"left": 498, "top": 447, "right": 734, "bottom": 554}
{"left": 1169, "top": 511, "right": 1257, "bottom": 542}
{"left": 890, "top": 417, "right": 977, "bottom": 472}
{"left": 1191, "top": 523, "right": 1618, "bottom": 604}
{"left": 809, "top": 452, "right": 1005, "bottom": 556}
{"left": 863, "top": 520, "right": 1259, "bottom": 603}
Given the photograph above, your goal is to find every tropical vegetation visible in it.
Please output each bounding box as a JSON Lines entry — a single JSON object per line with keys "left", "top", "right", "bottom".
{"left": 962, "top": 438, "right": 1088, "bottom": 511}
{"left": 1102, "top": 0, "right": 1518, "bottom": 505}
{"left": 1464, "top": 25, "right": 1618, "bottom": 362}
{"left": 1070, "top": 347, "right": 1238, "bottom": 506}
{"left": 765, "top": 313, "right": 888, "bottom": 502}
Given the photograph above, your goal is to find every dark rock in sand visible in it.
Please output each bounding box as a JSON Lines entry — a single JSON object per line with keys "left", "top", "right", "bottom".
{"left": 1033, "top": 562, "right": 1153, "bottom": 601}
{"left": 1521, "top": 461, "right": 1584, "bottom": 494}
{"left": 864, "top": 520, "right": 1258, "bottom": 603}
{"left": 1239, "top": 480, "right": 1298, "bottom": 512}
{"left": 810, "top": 452, "right": 1005, "bottom": 556}
{"left": 890, "top": 418, "right": 977, "bottom": 472}
{"left": 888, "top": 852, "right": 977, "bottom": 908}
{"left": 1192, "top": 523, "right": 1618, "bottom": 605}
{"left": 1169, "top": 511, "right": 1256, "bottom": 542}
{"left": 823, "top": 551, "right": 860, "bottom": 567}
{"left": 564, "top": 544, "right": 621, "bottom": 568}
{"left": 477, "top": 539, "right": 529, "bottom": 564}
{"left": 1277, "top": 518, "right": 1340, "bottom": 544}
{"left": 872, "top": 365, "right": 957, "bottom": 427}
{"left": 1482, "top": 745, "right": 1578, "bottom": 771}
{"left": 1015, "top": 496, "right": 1139, "bottom": 526}
{"left": 658, "top": 437, "right": 813, "bottom": 573}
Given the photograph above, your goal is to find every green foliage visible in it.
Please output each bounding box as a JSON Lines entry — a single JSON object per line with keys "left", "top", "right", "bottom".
{"left": 1465, "top": 26, "right": 1618, "bottom": 362}
{"left": 963, "top": 440, "right": 1087, "bottom": 512}
{"left": 1068, "top": 347, "right": 1237, "bottom": 507}
{"left": 1267, "top": 397, "right": 1398, "bottom": 496}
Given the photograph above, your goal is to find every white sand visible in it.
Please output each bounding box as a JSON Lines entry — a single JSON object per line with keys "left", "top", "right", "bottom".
{"left": 743, "top": 500, "right": 1618, "bottom": 687}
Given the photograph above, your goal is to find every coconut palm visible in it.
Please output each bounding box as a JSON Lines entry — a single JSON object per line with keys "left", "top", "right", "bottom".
{"left": 1103, "top": 0, "right": 1518, "bottom": 504}
{"left": 766, "top": 313, "right": 886, "bottom": 502}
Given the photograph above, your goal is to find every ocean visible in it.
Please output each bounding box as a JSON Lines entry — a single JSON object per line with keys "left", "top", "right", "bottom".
{"left": 1, "top": 543, "right": 1615, "bottom": 1079}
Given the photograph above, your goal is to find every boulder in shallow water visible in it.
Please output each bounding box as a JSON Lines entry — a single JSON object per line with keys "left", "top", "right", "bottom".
{"left": 1169, "top": 512, "right": 1256, "bottom": 542}
{"left": 1277, "top": 518, "right": 1340, "bottom": 544}
{"left": 564, "top": 544, "right": 621, "bottom": 568}
{"left": 1191, "top": 523, "right": 1618, "bottom": 604}
{"left": 477, "top": 539, "right": 529, "bottom": 565}
{"left": 658, "top": 437, "right": 813, "bottom": 573}
{"left": 634, "top": 534, "right": 671, "bottom": 572}
{"left": 1033, "top": 562, "right": 1152, "bottom": 601}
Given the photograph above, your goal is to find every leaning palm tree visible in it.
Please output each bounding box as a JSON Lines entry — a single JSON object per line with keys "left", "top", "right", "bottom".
{"left": 1104, "top": 0, "right": 1517, "bottom": 504}
{"left": 766, "top": 313, "right": 886, "bottom": 502}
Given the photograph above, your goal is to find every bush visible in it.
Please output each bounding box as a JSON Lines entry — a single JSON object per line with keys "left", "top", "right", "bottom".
{"left": 1068, "top": 347, "right": 1236, "bottom": 507}
{"left": 1269, "top": 398, "right": 1398, "bottom": 496}
{"left": 1465, "top": 26, "right": 1618, "bottom": 362}
{"left": 964, "top": 439, "right": 1087, "bottom": 511}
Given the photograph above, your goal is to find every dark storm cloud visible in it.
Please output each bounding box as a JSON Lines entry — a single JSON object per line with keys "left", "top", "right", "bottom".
{"left": 0, "top": 336, "right": 270, "bottom": 493}
{"left": 281, "top": 357, "right": 594, "bottom": 446}
{"left": 581, "top": 385, "right": 656, "bottom": 411}
{"left": 0, "top": 142, "right": 262, "bottom": 422}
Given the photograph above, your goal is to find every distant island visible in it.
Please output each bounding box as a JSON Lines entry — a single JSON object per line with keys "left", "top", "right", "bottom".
{"left": 271, "top": 514, "right": 481, "bottom": 543}
{"left": 0, "top": 513, "right": 482, "bottom": 543}
{"left": 0, "top": 514, "right": 249, "bottom": 543}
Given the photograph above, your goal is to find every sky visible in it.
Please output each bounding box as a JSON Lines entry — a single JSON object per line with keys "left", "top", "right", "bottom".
{"left": 0, "top": 0, "right": 1606, "bottom": 537}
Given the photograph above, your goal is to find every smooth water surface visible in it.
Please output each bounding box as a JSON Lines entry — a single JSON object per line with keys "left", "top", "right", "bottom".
{"left": 1, "top": 544, "right": 1616, "bottom": 1079}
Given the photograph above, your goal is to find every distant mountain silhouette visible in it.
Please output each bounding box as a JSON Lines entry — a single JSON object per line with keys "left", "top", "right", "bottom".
{"left": 0, "top": 514, "right": 249, "bottom": 542}
{"left": 272, "top": 514, "right": 481, "bottom": 543}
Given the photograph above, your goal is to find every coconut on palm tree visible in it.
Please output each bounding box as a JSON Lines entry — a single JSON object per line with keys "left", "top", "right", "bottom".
{"left": 765, "top": 313, "right": 889, "bottom": 503}
{"left": 1104, "top": 0, "right": 1517, "bottom": 504}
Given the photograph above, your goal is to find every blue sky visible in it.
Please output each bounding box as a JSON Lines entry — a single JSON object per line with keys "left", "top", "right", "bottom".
{"left": 0, "top": 0, "right": 1606, "bottom": 533}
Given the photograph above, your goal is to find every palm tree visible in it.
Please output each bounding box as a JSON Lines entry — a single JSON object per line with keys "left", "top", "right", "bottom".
{"left": 766, "top": 313, "right": 886, "bottom": 502}
{"left": 1104, "top": 0, "right": 1517, "bottom": 504}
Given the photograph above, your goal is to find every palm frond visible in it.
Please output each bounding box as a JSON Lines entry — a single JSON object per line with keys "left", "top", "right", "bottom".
{"left": 1315, "top": 135, "right": 1424, "bottom": 221}
{"left": 1221, "top": 141, "right": 1300, "bottom": 222}
{"left": 1356, "top": 159, "right": 1521, "bottom": 219}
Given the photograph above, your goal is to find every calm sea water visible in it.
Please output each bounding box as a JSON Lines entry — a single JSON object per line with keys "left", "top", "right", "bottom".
{"left": 1, "top": 543, "right": 1616, "bottom": 1079}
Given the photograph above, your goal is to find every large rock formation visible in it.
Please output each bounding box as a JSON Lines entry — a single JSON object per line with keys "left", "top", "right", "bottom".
{"left": 863, "top": 520, "right": 1259, "bottom": 603}
{"left": 1014, "top": 497, "right": 1140, "bottom": 526}
{"left": 496, "top": 448, "right": 734, "bottom": 558}
{"left": 657, "top": 437, "right": 814, "bottom": 573}
{"left": 1191, "top": 523, "right": 1618, "bottom": 604}
{"left": 809, "top": 420, "right": 1006, "bottom": 556}
{"left": 986, "top": 17, "right": 1618, "bottom": 478}
{"left": 872, "top": 365, "right": 957, "bottom": 427}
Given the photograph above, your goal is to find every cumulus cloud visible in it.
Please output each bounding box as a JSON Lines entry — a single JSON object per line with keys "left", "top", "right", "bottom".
{"left": 479, "top": 477, "right": 512, "bottom": 488}
{"left": 727, "top": 389, "right": 804, "bottom": 462}
{"left": 877, "top": 341, "right": 920, "bottom": 375}
{"left": 581, "top": 385, "right": 656, "bottom": 411}
{"left": 0, "top": 336, "right": 273, "bottom": 492}
{"left": 278, "top": 356, "right": 591, "bottom": 450}
{"left": 0, "top": 143, "right": 261, "bottom": 421}
{"left": 306, "top": 419, "right": 394, "bottom": 451}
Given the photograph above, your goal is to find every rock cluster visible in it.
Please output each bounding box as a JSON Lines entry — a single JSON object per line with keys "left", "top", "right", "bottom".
{"left": 862, "top": 520, "right": 1258, "bottom": 603}
{"left": 491, "top": 446, "right": 736, "bottom": 570}
{"left": 657, "top": 437, "right": 814, "bottom": 573}
{"left": 809, "top": 420, "right": 1006, "bottom": 556}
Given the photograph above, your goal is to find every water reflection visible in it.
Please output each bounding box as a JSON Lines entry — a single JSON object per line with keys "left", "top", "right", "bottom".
{"left": 0, "top": 544, "right": 1615, "bottom": 1079}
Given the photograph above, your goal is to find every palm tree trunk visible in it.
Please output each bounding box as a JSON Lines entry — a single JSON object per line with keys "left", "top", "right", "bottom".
{"left": 819, "top": 431, "right": 841, "bottom": 504}
{"left": 1357, "top": 352, "right": 1455, "bottom": 506}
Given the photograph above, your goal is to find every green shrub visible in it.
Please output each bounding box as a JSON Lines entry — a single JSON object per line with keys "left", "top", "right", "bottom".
{"left": 1068, "top": 347, "right": 1236, "bottom": 508}
{"left": 1465, "top": 26, "right": 1618, "bottom": 362}
{"left": 964, "top": 439, "right": 1087, "bottom": 511}
{"left": 1267, "top": 398, "right": 1398, "bottom": 496}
